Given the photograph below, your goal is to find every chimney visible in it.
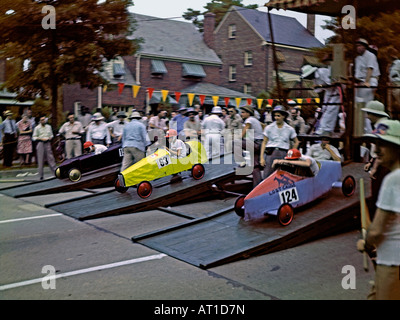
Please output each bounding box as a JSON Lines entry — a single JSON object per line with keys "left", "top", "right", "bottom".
{"left": 307, "top": 14, "right": 315, "bottom": 36}
{"left": 203, "top": 12, "right": 216, "bottom": 49}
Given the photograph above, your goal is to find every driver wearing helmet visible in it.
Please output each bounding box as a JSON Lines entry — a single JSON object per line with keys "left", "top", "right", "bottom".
{"left": 165, "top": 129, "right": 186, "bottom": 158}
{"left": 273, "top": 148, "right": 320, "bottom": 177}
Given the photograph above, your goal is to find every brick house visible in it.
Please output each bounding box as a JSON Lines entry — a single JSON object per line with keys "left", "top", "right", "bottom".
{"left": 209, "top": 6, "right": 323, "bottom": 97}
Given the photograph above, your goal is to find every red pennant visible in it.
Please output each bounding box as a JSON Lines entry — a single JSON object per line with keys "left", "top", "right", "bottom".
{"left": 247, "top": 98, "right": 252, "bottom": 105}
{"left": 175, "top": 91, "right": 181, "bottom": 102}
{"left": 267, "top": 99, "right": 273, "bottom": 106}
{"left": 306, "top": 98, "right": 311, "bottom": 104}
{"left": 199, "top": 95, "right": 206, "bottom": 106}
{"left": 147, "top": 88, "right": 154, "bottom": 100}
{"left": 224, "top": 97, "right": 230, "bottom": 107}
{"left": 118, "top": 83, "right": 125, "bottom": 95}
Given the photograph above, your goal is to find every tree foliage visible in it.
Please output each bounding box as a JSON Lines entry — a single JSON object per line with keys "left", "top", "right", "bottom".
{"left": 183, "top": 0, "right": 258, "bottom": 32}
{"left": 0, "top": 0, "right": 139, "bottom": 126}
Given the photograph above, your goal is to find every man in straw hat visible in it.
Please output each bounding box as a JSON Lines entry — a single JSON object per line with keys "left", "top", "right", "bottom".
{"left": 260, "top": 106, "right": 299, "bottom": 179}
{"left": 357, "top": 119, "right": 400, "bottom": 300}
{"left": 354, "top": 38, "right": 381, "bottom": 134}
{"left": 86, "top": 112, "right": 111, "bottom": 146}
{"left": 120, "top": 111, "right": 150, "bottom": 172}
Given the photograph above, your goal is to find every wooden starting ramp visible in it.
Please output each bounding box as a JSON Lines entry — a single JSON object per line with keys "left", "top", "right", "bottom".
{"left": 45, "top": 163, "right": 238, "bottom": 220}
{"left": 132, "top": 163, "right": 371, "bottom": 269}
{"left": 0, "top": 164, "right": 120, "bottom": 198}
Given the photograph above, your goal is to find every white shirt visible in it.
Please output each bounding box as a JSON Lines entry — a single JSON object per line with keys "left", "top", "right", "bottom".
{"left": 86, "top": 121, "right": 111, "bottom": 144}
{"left": 93, "top": 144, "right": 108, "bottom": 155}
{"left": 201, "top": 114, "right": 225, "bottom": 134}
{"left": 355, "top": 50, "right": 380, "bottom": 80}
{"left": 299, "top": 155, "right": 320, "bottom": 176}
{"left": 244, "top": 116, "right": 264, "bottom": 140}
{"left": 263, "top": 122, "right": 297, "bottom": 150}
{"left": 106, "top": 120, "right": 126, "bottom": 137}
{"left": 170, "top": 139, "right": 187, "bottom": 158}
{"left": 375, "top": 168, "right": 400, "bottom": 266}
{"left": 306, "top": 143, "right": 342, "bottom": 161}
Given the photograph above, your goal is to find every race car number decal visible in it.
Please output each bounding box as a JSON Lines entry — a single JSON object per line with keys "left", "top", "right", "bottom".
{"left": 279, "top": 187, "right": 299, "bottom": 204}
{"left": 156, "top": 155, "right": 171, "bottom": 169}
{"left": 118, "top": 148, "right": 124, "bottom": 157}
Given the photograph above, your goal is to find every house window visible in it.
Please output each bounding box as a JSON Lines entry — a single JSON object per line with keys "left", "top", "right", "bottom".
{"left": 228, "top": 24, "right": 236, "bottom": 39}
{"left": 229, "top": 65, "right": 236, "bottom": 82}
{"left": 244, "top": 84, "right": 252, "bottom": 95}
{"left": 244, "top": 51, "right": 253, "bottom": 66}
{"left": 182, "top": 63, "right": 206, "bottom": 78}
{"left": 151, "top": 60, "right": 168, "bottom": 75}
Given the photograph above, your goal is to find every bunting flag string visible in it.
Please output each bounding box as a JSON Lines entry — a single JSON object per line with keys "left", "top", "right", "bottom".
{"left": 102, "top": 82, "right": 324, "bottom": 109}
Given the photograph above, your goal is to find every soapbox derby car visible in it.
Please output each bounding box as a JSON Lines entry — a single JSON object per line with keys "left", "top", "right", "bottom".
{"left": 234, "top": 160, "right": 355, "bottom": 226}
{"left": 55, "top": 143, "right": 124, "bottom": 182}
{"left": 115, "top": 140, "right": 208, "bottom": 198}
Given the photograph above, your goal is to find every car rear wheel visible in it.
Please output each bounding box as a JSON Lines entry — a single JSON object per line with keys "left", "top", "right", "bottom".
{"left": 191, "top": 164, "right": 205, "bottom": 180}
{"left": 234, "top": 195, "right": 246, "bottom": 218}
{"left": 114, "top": 178, "right": 129, "bottom": 193}
{"left": 137, "top": 181, "right": 152, "bottom": 199}
{"left": 68, "top": 168, "right": 82, "bottom": 182}
{"left": 277, "top": 203, "right": 294, "bottom": 226}
{"left": 342, "top": 175, "right": 356, "bottom": 197}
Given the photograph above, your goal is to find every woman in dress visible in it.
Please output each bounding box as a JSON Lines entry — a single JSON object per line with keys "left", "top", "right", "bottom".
{"left": 17, "top": 115, "right": 33, "bottom": 165}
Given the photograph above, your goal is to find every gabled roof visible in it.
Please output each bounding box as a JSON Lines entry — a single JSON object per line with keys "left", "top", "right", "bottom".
{"left": 130, "top": 14, "right": 222, "bottom": 65}
{"left": 226, "top": 6, "right": 323, "bottom": 49}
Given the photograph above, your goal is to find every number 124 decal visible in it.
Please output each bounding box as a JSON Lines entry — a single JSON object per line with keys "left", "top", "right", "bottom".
{"left": 279, "top": 187, "right": 299, "bottom": 204}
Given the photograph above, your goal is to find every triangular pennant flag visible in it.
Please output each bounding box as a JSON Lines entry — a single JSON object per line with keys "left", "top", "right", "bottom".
{"left": 315, "top": 98, "right": 320, "bottom": 104}
{"left": 187, "top": 93, "right": 195, "bottom": 106}
{"left": 306, "top": 98, "right": 311, "bottom": 104}
{"left": 133, "top": 85, "right": 140, "bottom": 98}
{"left": 296, "top": 98, "right": 303, "bottom": 104}
{"left": 267, "top": 99, "right": 273, "bottom": 106}
{"left": 224, "top": 97, "right": 230, "bottom": 107}
{"left": 118, "top": 83, "right": 125, "bottom": 95}
{"left": 147, "top": 88, "right": 154, "bottom": 100}
{"left": 161, "top": 89, "right": 169, "bottom": 102}
{"left": 246, "top": 98, "right": 252, "bottom": 105}
{"left": 175, "top": 92, "right": 181, "bottom": 103}
{"left": 212, "top": 96, "right": 219, "bottom": 106}
{"left": 199, "top": 95, "right": 206, "bottom": 106}
{"left": 103, "top": 85, "right": 108, "bottom": 93}
{"left": 257, "top": 99, "right": 263, "bottom": 109}
{"left": 235, "top": 97, "right": 242, "bottom": 108}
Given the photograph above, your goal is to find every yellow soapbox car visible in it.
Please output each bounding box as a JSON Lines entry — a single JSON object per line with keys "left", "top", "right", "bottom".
{"left": 115, "top": 140, "right": 208, "bottom": 198}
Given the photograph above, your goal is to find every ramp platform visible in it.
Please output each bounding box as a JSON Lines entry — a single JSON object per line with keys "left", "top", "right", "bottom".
{"left": 0, "top": 164, "right": 120, "bottom": 198}
{"left": 46, "top": 163, "right": 237, "bottom": 220}
{"left": 133, "top": 163, "right": 371, "bottom": 269}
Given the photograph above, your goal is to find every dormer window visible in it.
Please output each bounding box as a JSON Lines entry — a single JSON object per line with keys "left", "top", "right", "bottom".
{"left": 112, "top": 58, "right": 125, "bottom": 79}
{"left": 151, "top": 59, "right": 168, "bottom": 75}
{"left": 228, "top": 24, "right": 236, "bottom": 39}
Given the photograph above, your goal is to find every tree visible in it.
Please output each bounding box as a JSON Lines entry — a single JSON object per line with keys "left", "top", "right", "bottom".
{"left": 0, "top": 0, "right": 139, "bottom": 128}
{"left": 183, "top": 0, "right": 258, "bottom": 32}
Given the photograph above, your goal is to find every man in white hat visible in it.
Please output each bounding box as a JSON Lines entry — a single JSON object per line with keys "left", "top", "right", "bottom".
{"left": 201, "top": 106, "right": 225, "bottom": 159}
{"left": 86, "top": 112, "right": 111, "bottom": 146}
{"left": 120, "top": 111, "right": 151, "bottom": 172}
{"left": 357, "top": 119, "right": 400, "bottom": 300}
{"left": 106, "top": 111, "right": 127, "bottom": 145}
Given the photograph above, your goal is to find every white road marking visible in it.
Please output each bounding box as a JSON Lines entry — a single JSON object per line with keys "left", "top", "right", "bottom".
{"left": 0, "top": 254, "right": 167, "bottom": 291}
{"left": 0, "top": 213, "right": 63, "bottom": 224}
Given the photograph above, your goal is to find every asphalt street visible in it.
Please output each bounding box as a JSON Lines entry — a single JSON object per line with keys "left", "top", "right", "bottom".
{"left": 0, "top": 165, "right": 375, "bottom": 305}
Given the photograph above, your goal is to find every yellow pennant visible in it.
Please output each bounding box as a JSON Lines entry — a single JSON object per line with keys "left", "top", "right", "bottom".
{"left": 296, "top": 98, "right": 303, "bottom": 104}
{"left": 235, "top": 97, "right": 242, "bottom": 108}
{"left": 103, "top": 85, "right": 108, "bottom": 93}
{"left": 257, "top": 99, "right": 263, "bottom": 109}
{"left": 187, "top": 93, "right": 195, "bottom": 106}
{"left": 212, "top": 96, "right": 219, "bottom": 106}
{"left": 315, "top": 98, "right": 320, "bottom": 104}
{"left": 161, "top": 89, "right": 169, "bottom": 102}
{"left": 133, "top": 85, "right": 140, "bottom": 98}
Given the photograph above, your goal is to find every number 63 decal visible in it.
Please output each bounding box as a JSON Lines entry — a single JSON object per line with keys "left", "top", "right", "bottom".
{"left": 279, "top": 187, "right": 299, "bottom": 204}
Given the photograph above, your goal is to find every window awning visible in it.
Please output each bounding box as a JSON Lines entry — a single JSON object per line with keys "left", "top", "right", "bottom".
{"left": 182, "top": 63, "right": 206, "bottom": 78}
{"left": 151, "top": 60, "right": 168, "bottom": 74}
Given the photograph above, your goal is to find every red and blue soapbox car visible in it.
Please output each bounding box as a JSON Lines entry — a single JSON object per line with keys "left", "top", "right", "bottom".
{"left": 234, "top": 160, "right": 355, "bottom": 226}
